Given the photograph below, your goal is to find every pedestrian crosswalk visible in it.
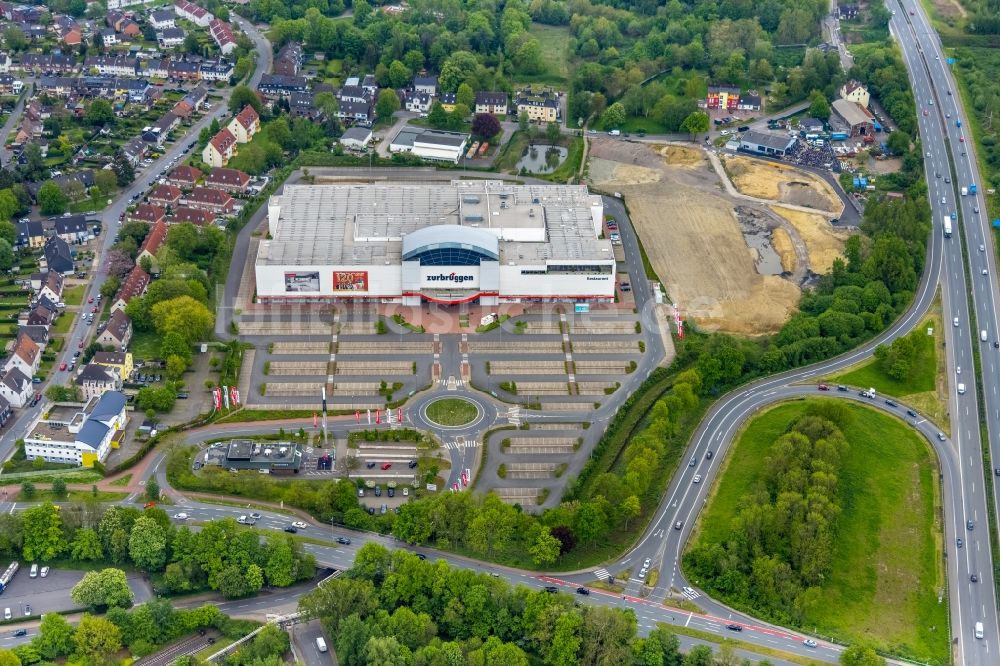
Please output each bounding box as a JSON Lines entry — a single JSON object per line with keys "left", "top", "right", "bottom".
{"left": 594, "top": 568, "right": 610, "bottom": 580}
{"left": 445, "top": 440, "right": 480, "bottom": 450}
{"left": 681, "top": 586, "right": 701, "bottom": 600}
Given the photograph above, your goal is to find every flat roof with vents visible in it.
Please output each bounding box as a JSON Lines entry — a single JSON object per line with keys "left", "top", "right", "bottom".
{"left": 258, "top": 180, "right": 609, "bottom": 265}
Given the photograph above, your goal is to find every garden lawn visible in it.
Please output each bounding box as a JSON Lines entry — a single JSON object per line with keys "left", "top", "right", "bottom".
{"left": 129, "top": 329, "right": 161, "bottom": 361}
{"left": 692, "top": 400, "right": 946, "bottom": 664}
{"left": 62, "top": 284, "right": 85, "bottom": 306}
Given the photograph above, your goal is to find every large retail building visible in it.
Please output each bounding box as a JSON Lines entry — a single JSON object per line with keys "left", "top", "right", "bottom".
{"left": 255, "top": 181, "right": 616, "bottom": 305}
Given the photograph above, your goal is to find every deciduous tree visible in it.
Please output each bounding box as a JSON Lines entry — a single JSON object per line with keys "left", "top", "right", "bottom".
{"left": 73, "top": 614, "right": 121, "bottom": 665}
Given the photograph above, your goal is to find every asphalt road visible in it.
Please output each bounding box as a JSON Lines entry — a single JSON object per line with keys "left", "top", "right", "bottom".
{"left": 0, "top": 19, "right": 273, "bottom": 456}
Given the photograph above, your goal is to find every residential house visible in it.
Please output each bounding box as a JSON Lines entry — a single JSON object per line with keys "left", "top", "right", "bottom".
{"left": 15, "top": 221, "right": 45, "bottom": 249}
{"left": 76, "top": 364, "right": 123, "bottom": 402}
{"left": 20, "top": 304, "right": 54, "bottom": 327}
{"left": 158, "top": 28, "right": 186, "bottom": 48}
{"left": 405, "top": 91, "right": 432, "bottom": 113}
{"left": 111, "top": 267, "right": 148, "bottom": 313}
{"left": 0, "top": 368, "right": 32, "bottom": 408}
{"left": 706, "top": 84, "right": 740, "bottom": 111}
{"left": 172, "top": 99, "right": 194, "bottom": 118}
{"left": 288, "top": 92, "right": 318, "bottom": 118}
{"left": 43, "top": 236, "right": 74, "bottom": 275}
{"left": 174, "top": 0, "right": 213, "bottom": 27}
{"left": 4, "top": 331, "right": 40, "bottom": 378}
{"left": 840, "top": 80, "right": 870, "bottom": 108}
{"left": 119, "top": 19, "right": 142, "bottom": 39}
{"left": 24, "top": 391, "right": 128, "bottom": 467}
{"left": 53, "top": 216, "right": 89, "bottom": 244}
{"left": 96, "top": 309, "right": 133, "bottom": 349}
{"left": 200, "top": 59, "right": 233, "bottom": 81}
{"left": 136, "top": 220, "right": 168, "bottom": 271}
{"left": 202, "top": 128, "right": 237, "bottom": 168}
{"left": 149, "top": 9, "right": 175, "bottom": 29}
{"left": 167, "top": 165, "right": 201, "bottom": 188}
{"left": 148, "top": 183, "right": 182, "bottom": 208}
{"left": 0, "top": 73, "right": 23, "bottom": 95}
{"left": 798, "top": 117, "right": 825, "bottom": 133}
{"left": 737, "top": 94, "right": 761, "bottom": 112}
{"left": 258, "top": 74, "right": 308, "bottom": 98}
{"left": 838, "top": 4, "right": 859, "bottom": 19}
{"left": 513, "top": 87, "right": 559, "bottom": 123}
{"left": 209, "top": 19, "right": 236, "bottom": 55}
{"left": 36, "top": 76, "right": 75, "bottom": 97}
{"left": 172, "top": 206, "right": 215, "bottom": 226}
{"left": 20, "top": 54, "right": 77, "bottom": 74}
{"left": 336, "top": 98, "right": 373, "bottom": 124}
{"left": 184, "top": 83, "right": 209, "bottom": 109}
{"left": 100, "top": 28, "right": 119, "bottom": 47}
{"left": 186, "top": 186, "right": 234, "bottom": 214}
{"left": 122, "top": 136, "right": 148, "bottom": 165}
{"left": 361, "top": 74, "right": 378, "bottom": 96}
{"left": 273, "top": 42, "right": 303, "bottom": 77}
{"left": 129, "top": 203, "right": 166, "bottom": 225}
{"left": 474, "top": 91, "right": 507, "bottom": 116}
{"left": 413, "top": 75, "right": 437, "bottom": 96}
{"left": 227, "top": 104, "right": 260, "bottom": 143}
{"left": 168, "top": 60, "right": 201, "bottom": 81}
{"left": 57, "top": 22, "right": 83, "bottom": 46}
{"left": 91, "top": 352, "right": 133, "bottom": 381}
{"left": 145, "top": 58, "right": 169, "bottom": 79}
{"left": 84, "top": 56, "right": 139, "bottom": 77}
{"left": 36, "top": 271, "right": 63, "bottom": 305}
{"left": 205, "top": 167, "right": 250, "bottom": 193}
{"left": 19, "top": 326, "right": 50, "bottom": 350}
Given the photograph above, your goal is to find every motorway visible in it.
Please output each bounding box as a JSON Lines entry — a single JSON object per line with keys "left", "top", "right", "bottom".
{"left": 0, "top": 19, "right": 272, "bottom": 458}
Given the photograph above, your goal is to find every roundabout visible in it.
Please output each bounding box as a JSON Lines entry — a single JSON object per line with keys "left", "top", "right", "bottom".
{"left": 422, "top": 396, "right": 484, "bottom": 429}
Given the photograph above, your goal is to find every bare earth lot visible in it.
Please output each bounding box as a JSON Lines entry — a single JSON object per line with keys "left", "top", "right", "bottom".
{"left": 588, "top": 140, "right": 851, "bottom": 334}
{"left": 589, "top": 142, "right": 791, "bottom": 334}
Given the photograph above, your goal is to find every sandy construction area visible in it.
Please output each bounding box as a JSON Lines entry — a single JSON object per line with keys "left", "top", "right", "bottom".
{"left": 725, "top": 156, "right": 840, "bottom": 213}
{"left": 588, "top": 139, "right": 802, "bottom": 335}
{"left": 771, "top": 208, "right": 851, "bottom": 274}
{"left": 771, "top": 227, "right": 796, "bottom": 273}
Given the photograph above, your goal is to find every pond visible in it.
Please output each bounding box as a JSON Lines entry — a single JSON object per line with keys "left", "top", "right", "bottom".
{"left": 515, "top": 144, "right": 569, "bottom": 174}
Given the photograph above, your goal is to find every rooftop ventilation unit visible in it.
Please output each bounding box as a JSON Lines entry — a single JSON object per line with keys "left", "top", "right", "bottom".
{"left": 462, "top": 196, "right": 481, "bottom": 203}
{"left": 464, "top": 215, "right": 484, "bottom": 223}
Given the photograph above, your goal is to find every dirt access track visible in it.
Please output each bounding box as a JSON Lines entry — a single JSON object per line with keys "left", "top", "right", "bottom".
{"left": 588, "top": 140, "right": 848, "bottom": 335}
{"left": 724, "top": 156, "right": 841, "bottom": 213}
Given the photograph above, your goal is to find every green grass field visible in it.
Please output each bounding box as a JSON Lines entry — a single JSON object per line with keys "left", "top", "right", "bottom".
{"left": 834, "top": 325, "right": 937, "bottom": 397}
{"left": 692, "top": 400, "right": 946, "bottom": 663}
{"left": 527, "top": 23, "right": 572, "bottom": 84}
{"left": 62, "top": 284, "right": 85, "bottom": 306}
{"left": 425, "top": 398, "right": 479, "bottom": 426}
{"left": 129, "top": 329, "right": 161, "bottom": 361}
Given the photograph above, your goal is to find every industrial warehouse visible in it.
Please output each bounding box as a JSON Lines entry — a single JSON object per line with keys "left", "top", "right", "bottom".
{"left": 254, "top": 181, "right": 616, "bottom": 305}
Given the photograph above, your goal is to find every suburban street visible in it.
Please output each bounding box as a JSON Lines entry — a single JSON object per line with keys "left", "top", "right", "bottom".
{"left": 0, "top": 19, "right": 273, "bottom": 458}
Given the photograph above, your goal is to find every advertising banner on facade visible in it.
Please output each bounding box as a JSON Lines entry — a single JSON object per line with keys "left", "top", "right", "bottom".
{"left": 284, "top": 271, "right": 320, "bottom": 292}
{"left": 332, "top": 270, "right": 369, "bottom": 291}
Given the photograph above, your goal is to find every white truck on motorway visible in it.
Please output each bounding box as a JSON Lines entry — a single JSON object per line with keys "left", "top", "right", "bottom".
{"left": 962, "top": 186, "right": 968, "bottom": 196}
{"left": 860, "top": 387, "right": 876, "bottom": 398}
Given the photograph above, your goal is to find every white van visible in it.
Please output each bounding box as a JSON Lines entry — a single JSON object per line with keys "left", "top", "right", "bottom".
{"left": 982, "top": 330, "right": 989, "bottom": 342}
{"left": 3, "top": 608, "right": 10, "bottom": 620}
{"left": 315, "top": 637, "right": 328, "bottom": 653}
{"left": 975, "top": 622, "right": 984, "bottom": 639}
{"left": 958, "top": 383, "right": 966, "bottom": 395}
{"left": 29, "top": 564, "right": 37, "bottom": 578}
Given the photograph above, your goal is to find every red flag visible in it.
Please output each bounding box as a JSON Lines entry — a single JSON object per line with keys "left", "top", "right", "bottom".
{"left": 397, "top": 408, "right": 402, "bottom": 423}
{"left": 355, "top": 410, "right": 360, "bottom": 423}
{"left": 376, "top": 410, "right": 381, "bottom": 424}
{"left": 313, "top": 413, "right": 318, "bottom": 428}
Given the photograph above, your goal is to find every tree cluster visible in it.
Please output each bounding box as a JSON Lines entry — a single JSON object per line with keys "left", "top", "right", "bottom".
{"left": 0, "top": 503, "right": 315, "bottom": 602}
{"left": 684, "top": 410, "right": 850, "bottom": 625}
{"left": 298, "top": 542, "right": 749, "bottom": 666}
{"left": 873, "top": 327, "right": 922, "bottom": 381}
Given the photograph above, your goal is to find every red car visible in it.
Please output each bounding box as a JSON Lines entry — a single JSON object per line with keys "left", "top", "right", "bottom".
{"left": 88, "top": 297, "right": 94, "bottom": 303}
{"left": 923, "top": 109, "right": 928, "bottom": 117}
{"left": 59, "top": 362, "right": 67, "bottom": 371}
{"left": 92, "top": 306, "right": 98, "bottom": 313}
{"left": 381, "top": 463, "right": 392, "bottom": 470}
{"left": 818, "top": 384, "right": 829, "bottom": 391}
{"left": 78, "top": 340, "right": 84, "bottom": 348}
{"left": 960, "top": 136, "right": 965, "bottom": 142}
{"left": 143, "top": 502, "right": 156, "bottom": 509}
